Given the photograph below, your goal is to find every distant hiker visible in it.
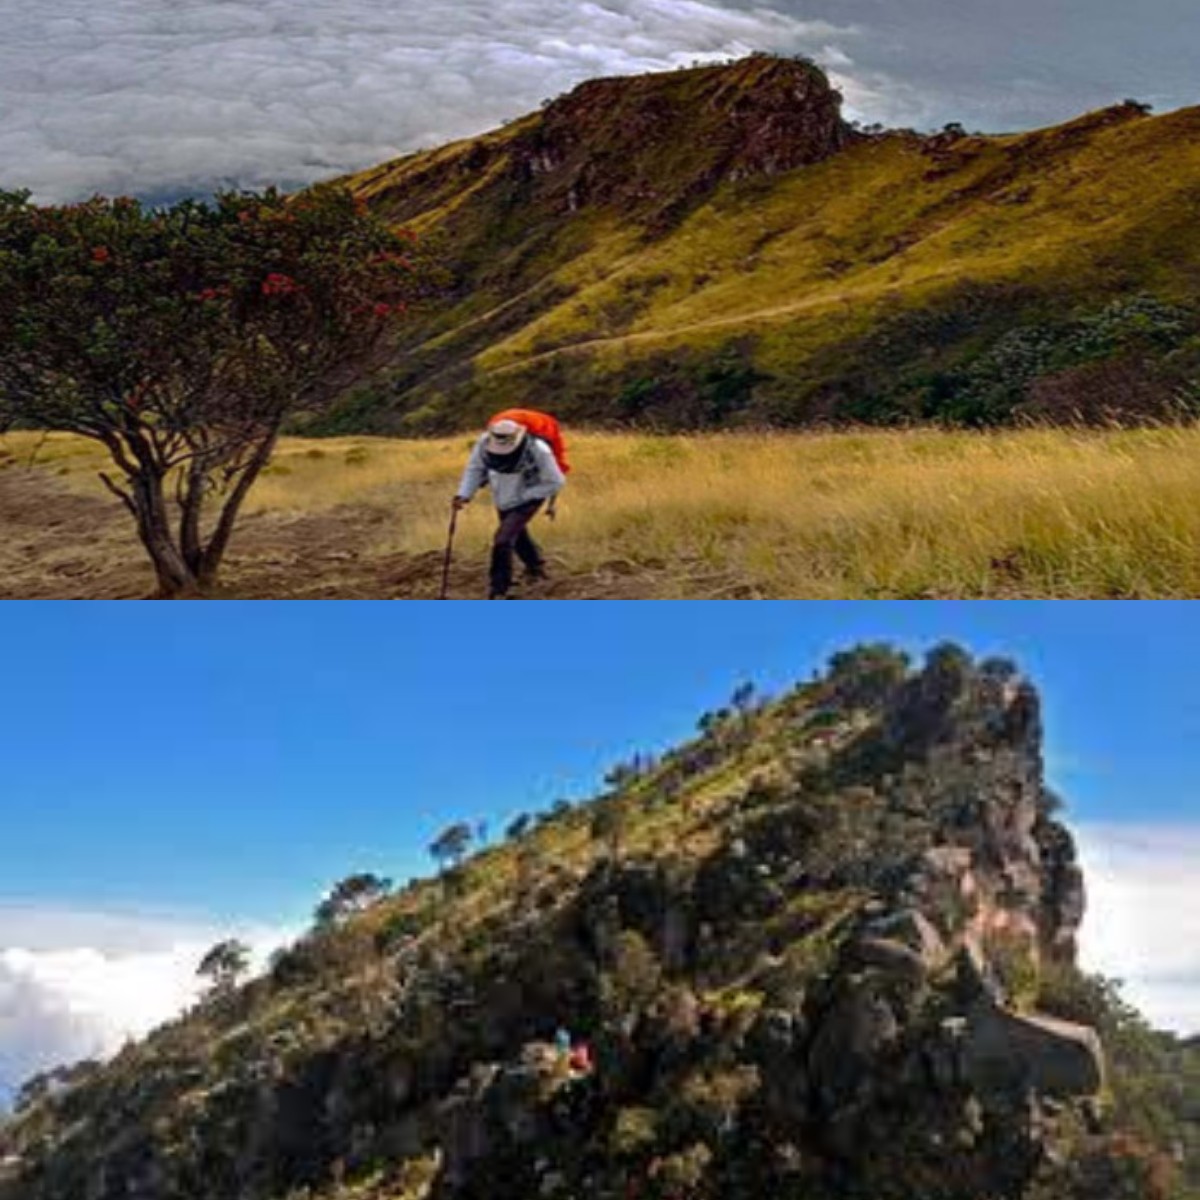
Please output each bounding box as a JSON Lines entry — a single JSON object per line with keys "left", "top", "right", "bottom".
{"left": 567, "top": 1042, "right": 594, "bottom": 1077}
{"left": 554, "top": 1027, "right": 573, "bottom": 1054}
{"left": 453, "top": 417, "right": 566, "bottom": 600}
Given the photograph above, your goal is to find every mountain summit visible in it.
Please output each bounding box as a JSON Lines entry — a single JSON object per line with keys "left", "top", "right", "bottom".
{"left": 369, "top": 56, "right": 854, "bottom": 228}
{"left": 2, "top": 643, "right": 1186, "bottom": 1200}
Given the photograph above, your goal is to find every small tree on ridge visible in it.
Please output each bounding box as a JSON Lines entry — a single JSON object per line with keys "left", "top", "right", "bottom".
{"left": 429, "top": 822, "right": 474, "bottom": 873}
{"left": 314, "top": 873, "right": 393, "bottom": 927}
{"left": 197, "top": 938, "right": 251, "bottom": 996}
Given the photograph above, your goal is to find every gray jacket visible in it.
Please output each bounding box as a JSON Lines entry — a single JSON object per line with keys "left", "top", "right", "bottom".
{"left": 456, "top": 434, "right": 566, "bottom": 512}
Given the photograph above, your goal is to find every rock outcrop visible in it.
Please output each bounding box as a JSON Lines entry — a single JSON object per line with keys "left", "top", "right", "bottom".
{"left": 515, "top": 56, "right": 856, "bottom": 217}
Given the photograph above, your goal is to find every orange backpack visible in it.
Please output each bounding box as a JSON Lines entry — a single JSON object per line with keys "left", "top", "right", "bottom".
{"left": 490, "top": 408, "right": 570, "bottom": 475}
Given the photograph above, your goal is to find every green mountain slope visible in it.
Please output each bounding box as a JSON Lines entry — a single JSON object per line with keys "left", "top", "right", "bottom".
{"left": 310, "top": 56, "right": 1200, "bottom": 433}
{"left": 2, "top": 644, "right": 1196, "bottom": 1200}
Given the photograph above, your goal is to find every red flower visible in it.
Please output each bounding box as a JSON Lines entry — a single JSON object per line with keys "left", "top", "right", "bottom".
{"left": 91, "top": 247, "right": 110, "bottom": 264}
{"left": 374, "top": 251, "right": 413, "bottom": 269}
{"left": 261, "top": 272, "right": 301, "bottom": 296}
{"left": 372, "top": 302, "right": 392, "bottom": 317}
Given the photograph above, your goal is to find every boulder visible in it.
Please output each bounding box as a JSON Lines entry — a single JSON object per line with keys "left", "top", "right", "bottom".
{"left": 852, "top": 937, "right": 930, "bottom": 986}
{"left": 809, "top": 982, "right": 900, "bottom": 1110}
{"left": 960, "top": 1003, "right": 1105, "bottom": 1099}
{"left": 863, "top": 908, "right": 948, "bottom": 974}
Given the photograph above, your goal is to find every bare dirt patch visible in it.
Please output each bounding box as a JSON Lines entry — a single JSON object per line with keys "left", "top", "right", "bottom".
{"left": 0, "top": 465, "right": 667, "bottom": 599}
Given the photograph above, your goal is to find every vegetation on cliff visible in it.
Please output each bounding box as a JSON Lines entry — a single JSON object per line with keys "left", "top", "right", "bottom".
{"left": 309, "top": 57, "right": 1200, "bottom": 434}
{"left": 2, "top": 644, "right": 1196, "bottom": 1199}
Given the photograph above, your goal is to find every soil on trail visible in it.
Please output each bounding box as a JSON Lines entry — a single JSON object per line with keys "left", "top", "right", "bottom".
{"left": 0, "top": 466, "right": 666, "bottom": 600}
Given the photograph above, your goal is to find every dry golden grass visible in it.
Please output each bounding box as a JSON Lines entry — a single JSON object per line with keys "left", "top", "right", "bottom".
{"left": 4, "top": 425, "right": 1199, "bottom": 598}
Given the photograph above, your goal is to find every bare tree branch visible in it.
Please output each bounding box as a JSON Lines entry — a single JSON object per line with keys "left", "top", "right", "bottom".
{"left": 98, "top": 471, "right": 136, "bottom": 517}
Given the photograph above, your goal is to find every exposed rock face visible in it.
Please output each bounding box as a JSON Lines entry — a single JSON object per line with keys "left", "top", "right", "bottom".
{"left": 777, "top": 650, "right": 1105, "bottom": 1197}
{"left": 515, "top": 57, "right": 856, "bottom": 217}
{"left": 870, "top": 649, "right": 1086, "bottom": 966}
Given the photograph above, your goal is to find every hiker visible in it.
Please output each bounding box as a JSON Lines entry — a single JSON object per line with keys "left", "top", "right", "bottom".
{"left": 453, "top": 417, "right": 565, "bottom": 600}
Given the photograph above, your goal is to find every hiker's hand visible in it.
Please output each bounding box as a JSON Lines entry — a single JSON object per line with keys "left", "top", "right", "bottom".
{"left": 546, "top": 501, "right": 557, "bottom": 522}
{"left": 452, "top": 495, "right": 469, "bottom": 511}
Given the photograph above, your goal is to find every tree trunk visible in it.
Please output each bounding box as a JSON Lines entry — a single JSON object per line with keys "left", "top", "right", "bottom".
{"left": 131, "top": 470, "right": 199, "bottom": 597}
{"left": 179, "top": 460, "right": 207, "bottom": 578}
{"left": 197, "top": 426, "right": 281, "bottom": 588}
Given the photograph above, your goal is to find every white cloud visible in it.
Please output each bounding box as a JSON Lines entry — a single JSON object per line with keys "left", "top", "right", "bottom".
{"left": 1, "top": 0, "right": 1195, "bottom": 204}
{"left": 1076, "top": 823, "right": 1200, "bottom": 1035}
{"left": 0, "top": 0, "right": 857, "bottom": 204}
{"left": 0, "top": 905, "right": 287, "bottom": 1100}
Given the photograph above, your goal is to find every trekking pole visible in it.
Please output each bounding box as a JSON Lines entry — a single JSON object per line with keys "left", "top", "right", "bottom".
{"left": 439, "top": 505, "right": 459, "bottom": 600}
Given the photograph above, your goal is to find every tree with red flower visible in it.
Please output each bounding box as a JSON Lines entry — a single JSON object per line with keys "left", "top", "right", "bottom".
{"left": 0, "top": 184, "right": 428, "bottom": 597}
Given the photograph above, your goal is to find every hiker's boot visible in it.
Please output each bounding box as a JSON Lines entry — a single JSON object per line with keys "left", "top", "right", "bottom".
{"left": 524, "top": 564, "right": 548, "bottom": 583}
{"left": 488, "top": 589, "right": 510, "bottom": 600}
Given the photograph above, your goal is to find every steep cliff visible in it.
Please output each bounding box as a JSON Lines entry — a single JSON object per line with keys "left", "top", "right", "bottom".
{"left": 0, "top": 645, "right": 1176, "bottom": 1200}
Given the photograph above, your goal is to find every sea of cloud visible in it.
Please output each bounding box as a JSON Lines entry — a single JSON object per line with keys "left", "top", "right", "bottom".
{"left": 2, "top": 0, "right": 1193, "bottom": 205}
{"left": 0, "top": 0, "right": 858, "bottom": 204}
{"left": 1076, "top": 823, "right": 1200, "bottom": 1034}
{"left": 0, "top": 906, "right": 288, "bottom": 1101}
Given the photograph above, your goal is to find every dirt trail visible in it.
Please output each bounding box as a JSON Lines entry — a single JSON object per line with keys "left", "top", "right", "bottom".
{"left": 0, "top": 466, "right": 668, "bottom": 600}
{"left": 483, "top": 272, "right": 956, "bottom": 374}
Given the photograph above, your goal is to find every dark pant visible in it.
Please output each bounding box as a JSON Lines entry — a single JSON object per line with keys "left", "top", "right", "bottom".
{"left": 490, "top": 501, "right": 545, "bottom": 596}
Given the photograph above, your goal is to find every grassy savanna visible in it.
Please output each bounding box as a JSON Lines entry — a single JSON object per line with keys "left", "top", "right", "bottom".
{"left": 3, "top": 425, "right": 1198, "bottom": 598}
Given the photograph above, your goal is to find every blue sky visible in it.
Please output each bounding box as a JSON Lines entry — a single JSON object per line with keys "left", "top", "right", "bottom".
{"left": 1, "top": 600, "right": 1196, "bottom": 922}
{"left": 1, "top": 599, "right": 1198, "bottom": 1082}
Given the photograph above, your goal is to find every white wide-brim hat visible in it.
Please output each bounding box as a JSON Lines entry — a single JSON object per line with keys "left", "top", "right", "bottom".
{"left": 486, "top": 418, "right": 527, "bottom": 455}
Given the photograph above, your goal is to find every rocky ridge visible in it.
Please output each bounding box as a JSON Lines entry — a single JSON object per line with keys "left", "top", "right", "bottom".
{"left": 0, "top": 646, "right": 1135, "bottom": 1200}
{"left": 357, "top": 56, "right": 853, "bottom": 228}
